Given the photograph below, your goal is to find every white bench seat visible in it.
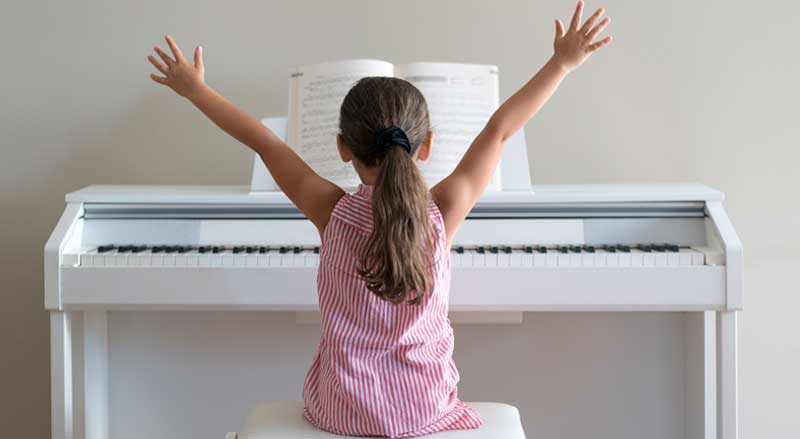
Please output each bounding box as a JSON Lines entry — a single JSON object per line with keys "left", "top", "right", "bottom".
{"left": 226, "top": 400, "right": 526, "bottom": 438}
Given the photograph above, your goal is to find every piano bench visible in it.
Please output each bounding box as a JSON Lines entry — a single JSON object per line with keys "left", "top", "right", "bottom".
{"left": 225, "top": 400, "right": 526, "bottom": 439}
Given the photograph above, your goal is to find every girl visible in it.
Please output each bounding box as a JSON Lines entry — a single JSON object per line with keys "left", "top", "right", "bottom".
{"left": 147, "top": 1, "right": 611, "bottom": 436}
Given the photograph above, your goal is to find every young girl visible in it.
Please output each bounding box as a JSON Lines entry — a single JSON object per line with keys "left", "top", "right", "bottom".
{"left": 148, "top": 2, "right": 610, "bottom": 436}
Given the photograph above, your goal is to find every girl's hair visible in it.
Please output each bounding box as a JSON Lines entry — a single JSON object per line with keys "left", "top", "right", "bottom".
{"left": 339, "top": 76, "right": 434, "bottom": 305}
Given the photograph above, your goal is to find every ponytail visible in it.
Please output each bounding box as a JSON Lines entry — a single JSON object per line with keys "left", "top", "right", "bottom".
{"left": 339, "top": 76, "right": 434, "bottom": 305}
{"left": 357, "top": 144, "right": 434, "bottom": 305}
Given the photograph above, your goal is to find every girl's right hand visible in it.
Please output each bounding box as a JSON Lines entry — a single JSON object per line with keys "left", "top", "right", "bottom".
{"left": 148, "top": 35, "right": 206, "bottom": 100}
{"left": 552, "top": 1, "right": 612, "bottom": 73}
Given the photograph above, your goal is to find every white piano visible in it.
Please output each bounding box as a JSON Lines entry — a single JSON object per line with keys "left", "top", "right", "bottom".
{"left": 45, "top": 121, "right": 742, "bottom": 439}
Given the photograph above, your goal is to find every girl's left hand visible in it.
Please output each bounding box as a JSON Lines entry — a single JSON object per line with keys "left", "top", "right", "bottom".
{"left": 552, "top": 1, "right": 613, "bottom": 73}
{"left": 148, "top": 35, "right": 206, "bottom": 100}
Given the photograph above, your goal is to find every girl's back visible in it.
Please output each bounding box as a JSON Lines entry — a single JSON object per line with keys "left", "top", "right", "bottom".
{"left": 301, "top": 183, "right": 483, "bottom": 438}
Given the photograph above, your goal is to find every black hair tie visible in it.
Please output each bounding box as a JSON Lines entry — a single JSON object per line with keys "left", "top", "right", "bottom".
{"left": 374, "top": 126, "right": 412, "bottom": 154}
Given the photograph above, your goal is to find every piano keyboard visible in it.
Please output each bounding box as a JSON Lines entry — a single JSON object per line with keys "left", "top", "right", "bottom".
{"left": 68, "top": 242, "right": 707, "bottom": 268}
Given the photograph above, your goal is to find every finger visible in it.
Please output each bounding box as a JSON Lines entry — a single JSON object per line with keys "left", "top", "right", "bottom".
{"left": 586, "top": 17, "right": 610, "bottom": 41}
{"left": 569, "top": 0, "right": 584, "bottom": 32}
{"left": 554, "top": 19, "right": 565, "bottom": 41}
{"left": 147, "top": 55, "right": 169, "bottom": 75}
{"left": 150, "top": 73, "right": 169, "bottom": 85}
{"left": 153, "top": 46, "right": 175, "bottom": 66}
{"left": 580, "top": 7, "right": 605, "bottom": 35}
{"left": 165, "top": 35, "right": 186, "bottom": 62}
{"left": 194, "top": 46, "right": 204, "bottom": 69}
{"left": 588, "top": 35, "right": 613, "bottom": 52}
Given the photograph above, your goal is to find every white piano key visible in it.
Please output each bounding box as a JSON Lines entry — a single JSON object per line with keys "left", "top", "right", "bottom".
{"left": 234, "top": 254, "right": 247, "bottom": 266}
{"left": 257, "top": 254, "right": 269, "bottom": 266}
{"left": 581, "top": 253, "right": 595, "bottom": 267}
{"left": 162, "top": 253, "right": 176, "bottom": 266}
{"left": 557, "top": 252, "right": 570, "bottom": 267}
{"left": 246, "top": 254, "right": 259, "bottom": 267}
{"left": 222, "top": 253, "right": 234, "bottom": 267}
{"left": 667, "top": 252, "right": 681, "bottom": 266}
{"left": 81, "top": 251, "right": 96, "bottom": 266}
{"left": 268, "top": 253, "right": 282, "bottom": 267}
{"left": 606, "top": 252, "right": 620, "bottom": 267}
{"left": 186, "top": 252, "right": 199, "bottom": 266}
{"left": 546, "top": 252, "right": 558, "bottom": 267}
{"left": 174, "top": 253, "right": 188, "bottom": 266}
{"left": 473, "top": 253, "right": 486, "bottom": 268}
{"left": 197, "top": 254, "right": 210, "bottom": 267}
{"left": 678, "top": 249, "right": 694, "bottom": 266}
{"left": 691, "top": 250, "right": 705, "bottom": 266}
{"left": 485, "top": 253, "right": 498, "bottom": 268}
{"left": 630, "top": 250, "right": 644, "bottom": 267}
{"left": 569, "top": 252, "right": 582, "bottom": 267}
{"left": 593, "top": 251, "right": 607, "bottom": 267}
{"left": 654, "top": 252, "right": 668, "bottom": 267}
{"left": 532, "top": 253, "right": 545, "bottom": 267}
{"left": 281, "top": 253, "right": 294, "bottom": 267}
{"left": 104, "top": 251, "right": 118, "bottom": 266}
{"left": 497, "top": 252, "right": 511, "bottom": 267}
{"left": 150, "top": 253, "right": 163, "bottom": 266}
{"left": 618, "top": 252, "right": 632, "bottom": 267}
{"left": 461, "top": 252, "right": 474, "bottom": 267}
{"left": 642, "top": 252, "right": 655, "bottom": 267}
{"left": 115, "top": 253, "right": 128, "bottom": 266}
{"left": 509, "top": 252, "right": 522, "bottom": 267}
{"left": 208, "top": 254, "right": 221, "bottom": 267}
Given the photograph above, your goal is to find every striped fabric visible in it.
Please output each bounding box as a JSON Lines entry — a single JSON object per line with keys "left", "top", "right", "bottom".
{"left": 302, "top": 183, "right": 484, "bottom": 438}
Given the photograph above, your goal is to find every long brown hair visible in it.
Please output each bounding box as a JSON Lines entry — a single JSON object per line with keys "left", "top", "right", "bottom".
{"left": 338, "top": 77, "right": 434, "bottom": 305}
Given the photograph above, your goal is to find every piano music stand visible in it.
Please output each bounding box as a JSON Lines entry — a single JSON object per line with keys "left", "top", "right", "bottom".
{"left": 250, "top": 117, "right": 533, "bottom": 194}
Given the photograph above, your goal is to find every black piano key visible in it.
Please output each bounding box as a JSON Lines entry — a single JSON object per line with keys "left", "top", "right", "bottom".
{"left": 279, "top": 246, "right": 289, "bottom": 254}
{"left": 602, "top": 244, "right": 617, "bottom": 253}
{"left": 568, "top": 245, "right": 581, "bottom": 253}
{"left": 97, "top": 245, "right": 116, "bottom": 253}
{"left": 116, "top": 245, "right": 132, "bottom": 253}
{"left": 652, "top": 244, "right": 666, "bottom": 252}
{"left": 152, "top": 246, "right": 166, "bottom": 253}
{"left": 212, "top": 246, "right": 223, "bottom": 254}
{"left": 489, "top": 246, "right": 499, "bottom": 254}
{"left": 258, "top": 246, "right": 268, "bottom": 253}
{"left": 131, "top": 245, "right": 147, "bottom": 253}
{"left": 616, "top": 244, "right": 631, "bottom": 252}
{"left": 313, "top": 247, "right": 320, "bottom": 254}
{"left": 582, "top": 245, "right": 595, "bottom": 253}
{"left": 165, "top": 246, "right": 178, "bottom": 253}
{"left": 502, "top": 246, "right": 512, "bottom": 254}
{"left": 524, "top": 246, "right": 533, "bottom": 254}
{"left": 246, "top": 246, "right": 257, "bottom": 254}
{"left": 536, "top": 246, "right": 547, "bottom": 253}
{"left": 293, "top": 246, "right": 302, "bottom": 254}
{"left": 232, "top": 246, "right": 244, "bottom": 254}
{"left": 198, "top": 246, "right": 211, "bottom": 253}
{"left": 638, "top": 244, "right": 653, "bottom": 253}
{"left": 558, "top": 246, "right": 569, "bottom": 254}
{"left": 666, "top": 244, "right": 680, "bottom": 252}
{"left": 455, "top": 246, "right": 464, "bottom": 254}
{"left": 476, "top": 246, "right": 486, "bottom": 254}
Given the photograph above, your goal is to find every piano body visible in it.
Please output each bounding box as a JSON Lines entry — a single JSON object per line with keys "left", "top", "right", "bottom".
{"left": 45, "top": 121, "right": 742, "bottom": 439}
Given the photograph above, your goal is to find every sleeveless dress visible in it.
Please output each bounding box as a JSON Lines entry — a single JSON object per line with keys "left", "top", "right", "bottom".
{"left": 302, "top": 183, "right": 484, "bottom": 438}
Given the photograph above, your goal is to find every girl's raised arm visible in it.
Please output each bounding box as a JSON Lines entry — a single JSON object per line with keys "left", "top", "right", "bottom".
{"left": 431, "top": 0, "right": 612, "bottom": 245}
{"left": 147, "top": 35, "right": 344, "bottom": 234}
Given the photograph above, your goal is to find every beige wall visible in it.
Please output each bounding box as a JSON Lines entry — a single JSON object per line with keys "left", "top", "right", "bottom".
{"left": 1, "top": 0, "right": 797, "bottom": 437}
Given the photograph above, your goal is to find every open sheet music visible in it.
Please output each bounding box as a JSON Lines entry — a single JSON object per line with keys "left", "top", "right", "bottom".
{"left": 287, "top": 59, "right": 501, "bottom": 191}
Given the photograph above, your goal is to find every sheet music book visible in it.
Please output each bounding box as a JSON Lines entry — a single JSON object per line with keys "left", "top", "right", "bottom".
{"left": 286, "top": 59, "right": 502, "bottom": 191}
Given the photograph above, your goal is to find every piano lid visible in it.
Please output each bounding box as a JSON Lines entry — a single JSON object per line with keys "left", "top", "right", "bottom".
{"left": 66, "top": 183, "right": 723, "bottom": 205}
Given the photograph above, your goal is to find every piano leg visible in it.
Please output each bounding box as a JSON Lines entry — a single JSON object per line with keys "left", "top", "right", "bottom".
{"left": 83, "top": 311, "right": 109, "bottom": 439}
{"left": 716, "top": 310, "right": 740, "bottom": 439}
{"left": 50, "top": 312, "right": 74, "bottom": 439}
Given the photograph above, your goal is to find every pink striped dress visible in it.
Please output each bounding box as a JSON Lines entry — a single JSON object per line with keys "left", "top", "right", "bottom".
{"left": 302, "top": 183, "right": 484, "bottom": 438}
